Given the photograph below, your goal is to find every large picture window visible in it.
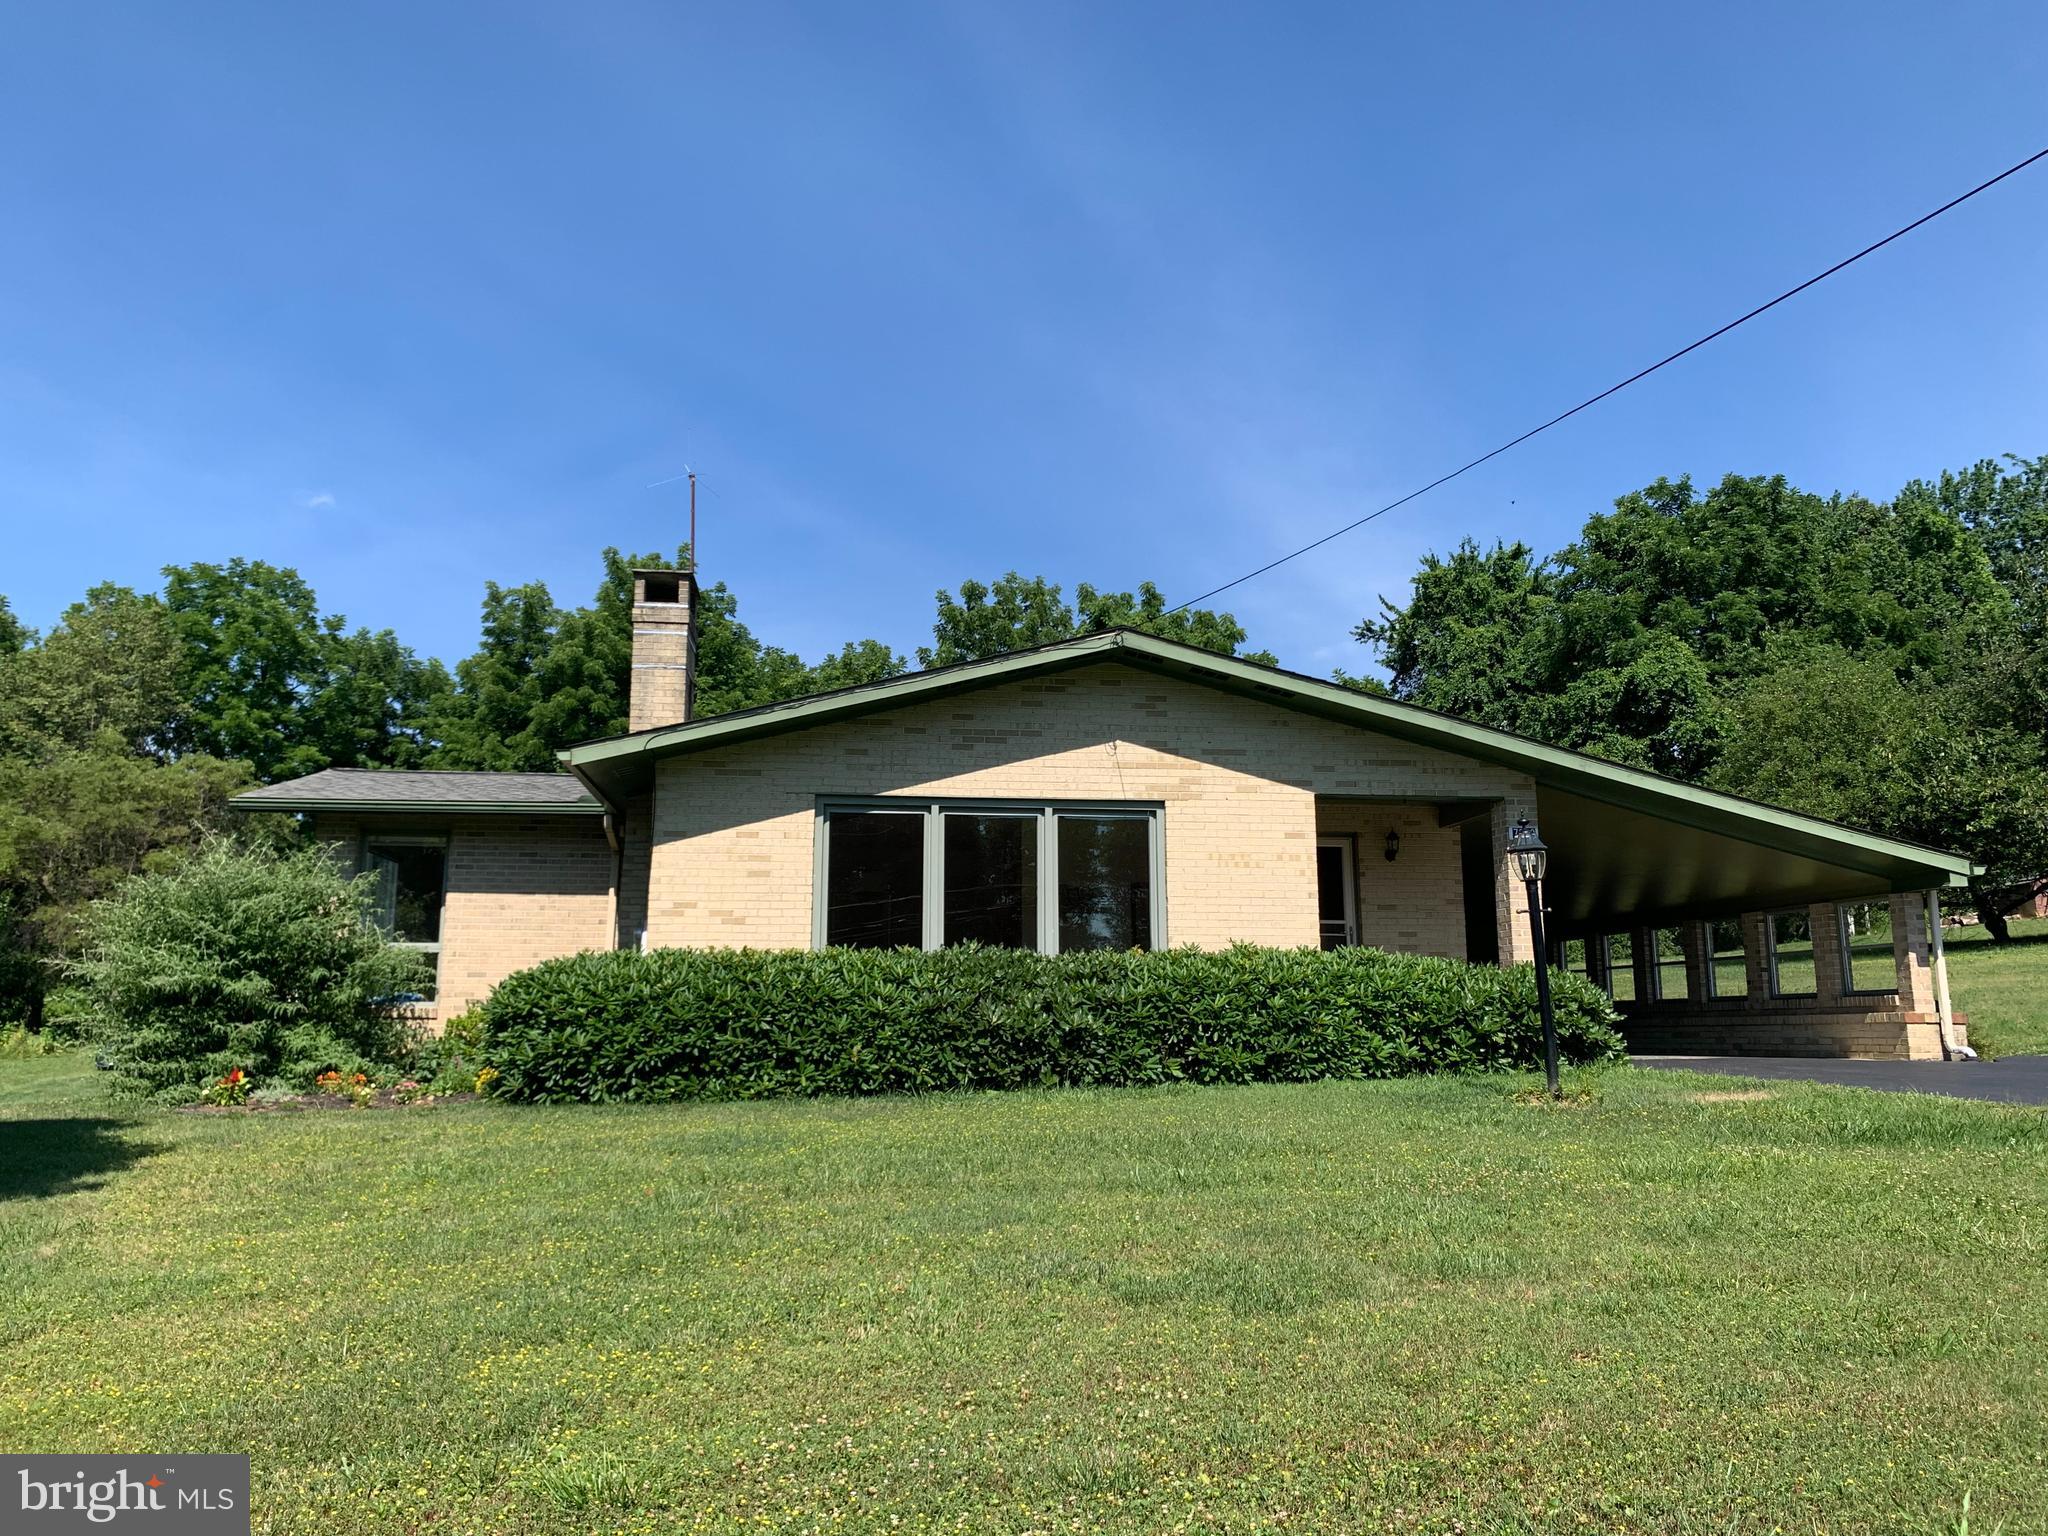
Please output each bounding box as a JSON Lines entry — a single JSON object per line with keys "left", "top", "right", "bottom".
{"left": 817, "top": 800, "right": 1161, "bottom": 954}
{"left": 362, "top": 835, "right": 447, "bottom": 1000}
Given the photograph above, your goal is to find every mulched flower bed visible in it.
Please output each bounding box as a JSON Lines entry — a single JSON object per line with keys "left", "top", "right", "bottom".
{"left": 180, "top": 1090, "right": 480, "bottom": 1114}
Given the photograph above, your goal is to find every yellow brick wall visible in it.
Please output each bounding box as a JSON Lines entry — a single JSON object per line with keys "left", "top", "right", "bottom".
{"left": 645, "top": 663, "right": 1537, "bottom": 956}
{"left": 311, "top": 813, "right": 615, "bottom": 1020}
{"left": 1313, "top": 802, "right": 1470, "bottom": 959}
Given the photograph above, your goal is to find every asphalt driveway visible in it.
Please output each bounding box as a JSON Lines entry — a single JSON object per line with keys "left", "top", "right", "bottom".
{"left": 1634, "top": 1054, "right": 2048, "bottom": 1106}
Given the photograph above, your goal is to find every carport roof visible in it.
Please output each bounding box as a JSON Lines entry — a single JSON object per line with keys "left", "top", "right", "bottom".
{"left": 560, "top": 629, "right": 1977, "bottom": 926}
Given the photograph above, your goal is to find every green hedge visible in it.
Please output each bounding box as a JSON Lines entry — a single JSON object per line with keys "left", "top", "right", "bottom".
{"left": 479, "top": 945, "right": 1626, "bottom": 1103}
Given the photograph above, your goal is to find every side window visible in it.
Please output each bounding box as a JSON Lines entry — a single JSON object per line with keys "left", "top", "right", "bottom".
{"left": 363, "top": 837, "right": 447, "bottom": 1000}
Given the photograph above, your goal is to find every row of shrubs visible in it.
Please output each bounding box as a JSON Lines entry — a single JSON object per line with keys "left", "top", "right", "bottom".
{"left": 62, "top": 840, "right": 1623, "bottom": 1103}
{"left": 477, "top": 944, "right": 1625, "bottom": 1103}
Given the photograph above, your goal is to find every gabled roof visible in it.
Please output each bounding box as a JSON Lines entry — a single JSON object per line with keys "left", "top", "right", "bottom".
{"left": 230, "top": 767, "right": 605, "bottom": 816}
{"left": 561, "top": 628, "right": 1978, "bottom": 903}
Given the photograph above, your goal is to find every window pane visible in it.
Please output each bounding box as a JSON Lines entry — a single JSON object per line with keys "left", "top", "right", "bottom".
{"left": 1604, "top": 935, "right": 1635, "bottom": 1002}
{"left": 943, "top": 814, "right": 1038, "bottom": 948}
{"left": 1708, "top": 918, "right": 1747, "bottom": 998}
{"left": 1771, "top": 910, "right": 1815, "bottom": 996}
{"left": 1654, "top": 927, "right": 1688, "bottom": 1001}
{"left": 366, "top": 842, "right": 445, "bottom": 945}
{"left": 1841, "top": 901, "right": 1895, "bottom": 993}
{"left": 825, "top": 812, "right": 925, "bottom": 948}
{"left": 1057, "top": 815, "right": 1152, "bottom": 953}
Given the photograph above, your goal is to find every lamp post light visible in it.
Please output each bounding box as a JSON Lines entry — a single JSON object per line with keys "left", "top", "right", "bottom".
{"left": 1508, "top": 816, "right": 1561, "bottom": 1099}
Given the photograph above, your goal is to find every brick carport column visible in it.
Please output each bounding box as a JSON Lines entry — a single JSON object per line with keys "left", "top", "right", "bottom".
{"left": 1807, "top": 902, "right": 1848, "bottom": 1004}
{"left": 1680, "top": 921, "right": 1713, "bottom": 1002}
{"left": 1629, "top": 928, "right": 1658, "bottom": 1001}
{"left": 1889, "top": 892, "right": 1938, "bottom": 1012}
{"left": 1739, "top": 911, "right": 1773, "bottom": 1005}
{"left": 1489, "top": 796, "right": 1540, "bottom": 966}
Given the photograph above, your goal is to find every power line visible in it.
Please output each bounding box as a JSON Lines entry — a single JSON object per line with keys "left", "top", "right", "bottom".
{"left": 1168, "top": 144, "right": 2048, "bottom": 615}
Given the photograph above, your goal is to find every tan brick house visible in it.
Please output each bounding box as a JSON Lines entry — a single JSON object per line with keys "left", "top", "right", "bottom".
{"left": 233, "top": 565, "right": 1979, "bottom": 1059}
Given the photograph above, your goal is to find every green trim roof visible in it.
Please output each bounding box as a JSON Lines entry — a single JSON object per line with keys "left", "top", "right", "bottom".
{"left": 561, "top": 628, "right": 1978, "bottom": 892}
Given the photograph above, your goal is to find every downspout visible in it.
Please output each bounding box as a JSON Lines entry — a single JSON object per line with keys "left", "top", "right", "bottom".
{"left": 1925, "top": 888, "right": 1969, "bottom": 1061}
{"left": 565, "top": 759, "right": 625, "bottom": 952}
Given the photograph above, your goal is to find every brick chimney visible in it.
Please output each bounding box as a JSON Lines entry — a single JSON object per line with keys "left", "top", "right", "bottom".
{"left": 629, "top": 567, "right": 698, "bottom": 731}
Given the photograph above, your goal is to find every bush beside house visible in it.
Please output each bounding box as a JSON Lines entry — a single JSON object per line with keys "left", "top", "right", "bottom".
{"left": 480, "top": 944, "right": 1626, "bottom": 1103}
{"left": 72, "top": 839, "right": 431, "bottom": 1101}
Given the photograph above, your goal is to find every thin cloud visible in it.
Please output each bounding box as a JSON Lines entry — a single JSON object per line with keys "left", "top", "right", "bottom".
{"left": 300, "top": 491, "right": 337, "bottom": 510}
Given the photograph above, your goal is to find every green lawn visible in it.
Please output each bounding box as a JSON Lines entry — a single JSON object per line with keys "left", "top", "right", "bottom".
{"left": 1938, "top": 915, "right": 2048, "bottom": 1057}
{"left": 5, "top": 1054, "right": 2048, "bottom": 1534}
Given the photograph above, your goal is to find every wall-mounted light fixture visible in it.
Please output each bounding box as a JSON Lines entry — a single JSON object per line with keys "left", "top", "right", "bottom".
{"left": 1384, "top": 828, "right": 1400, "bottom": 862}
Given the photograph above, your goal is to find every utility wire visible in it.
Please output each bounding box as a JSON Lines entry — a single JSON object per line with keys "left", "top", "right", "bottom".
{"left": 1168, "top": 144, "right": 2048, "bottom": 615}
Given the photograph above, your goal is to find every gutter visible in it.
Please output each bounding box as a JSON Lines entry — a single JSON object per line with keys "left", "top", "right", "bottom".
{"left": 567, "top": 764, "right": 628, "bottom": 951}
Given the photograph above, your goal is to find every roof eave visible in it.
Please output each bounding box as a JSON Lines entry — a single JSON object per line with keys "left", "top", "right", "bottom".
{"left": 228, "top": 797, "right": 606, "bottom": 816}
{"left": 559, "top": 629, "right": 1979, "bottom": 884}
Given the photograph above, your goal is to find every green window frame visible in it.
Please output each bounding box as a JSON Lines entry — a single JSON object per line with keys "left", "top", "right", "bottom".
{"left": 812, "top": 798, "right": 1165, "bottom": 954}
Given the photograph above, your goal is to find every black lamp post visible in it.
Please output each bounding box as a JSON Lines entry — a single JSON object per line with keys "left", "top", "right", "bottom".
{"left": 1508, "top": 816, "right": 1560, "bottom": 1098}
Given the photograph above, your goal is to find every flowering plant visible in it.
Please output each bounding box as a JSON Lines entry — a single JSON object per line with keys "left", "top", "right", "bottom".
{"left": 473, "top": 1065, "right": 500, "bottom": 1097}
{"left": 391, "top": 1078, "right": 431, "bottom": 1105}
{"left": 316, "top": 1069, "right": 377, "bottom": 1108}
{"left": 199, "top": 1068, "right": 252, "bottom": 1106}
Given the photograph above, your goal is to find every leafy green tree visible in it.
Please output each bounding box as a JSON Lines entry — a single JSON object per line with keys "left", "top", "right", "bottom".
{"left": 1712, "top": 644, "right": 2048, "bottom": 937}
{"left": 918, "top": 572, "right": 1271, "bottom": 667}
{"left": 0, "top": 740, "right": 250, "bottom": 1028}
{"left": 1357, "top": 459, "right": 2048, "bottom": 938}
{"left": 808, "top": 638, "right": 907, "bottom": 694}
{"left": 162, "top": 558, "right": 440, "bottom": 780}
{"left": 0, "top": 596, "right": 27, "bottom": 655}
{"left": 1075, "top": 581, "right": 1276, "bottom": 664}
{"left": 0, "top": 584, "right": 253, "bottom": 1027}
{"left": 423, "top": 546, "right": 905, "bottom": 766}
{"left": 418, "top": 581, "right": 562, "bottom": 771}
{"left": 0, "top": 585, "right": 184, "bottom": 758}
{"left": 1353, "top": 540, "right": 1552, "bottom": 728}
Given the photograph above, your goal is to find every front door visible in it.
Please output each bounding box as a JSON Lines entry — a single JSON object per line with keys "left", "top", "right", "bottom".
{"left": 1316, "top": 836, "right": 1358, "bottom": 950}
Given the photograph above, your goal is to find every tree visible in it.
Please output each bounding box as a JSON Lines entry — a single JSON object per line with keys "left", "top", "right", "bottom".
{"left": 0, "top": 585, "right": 252, "bottom": 1028}
{"left": 1353, "top": 540, "right": 1553, "bottom": 730}
{"left": 423, "top": 546, "right": 906, "bottom": 766}
{"left": 918, "top": 572, "right": 1272, "bottom": 667}
{"left": 0, "top": 596, "right": 27, "bottom": 655}
{"left": 1712, "top": 644, "right": 2048, "bottom": 938}
{"left": 808, "top": 638, "right": 906, "bottom": 694}
{"left": 0, "top": 585, "right": 184, "bottom": 758}
{"left": 1355, "top": 456, "right": 2048, "bottom": 938}
{"left": 417, "top": 581, "right": 562, "bottom": 771}
{"left": 162, "top": 558, "right": 441, "bottom": 780}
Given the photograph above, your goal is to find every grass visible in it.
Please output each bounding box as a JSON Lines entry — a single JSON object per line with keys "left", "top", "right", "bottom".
{"left": 4, "top": 1053, "right": 2048, "bottom": 1534}
{"left": 1936, "top": 916, "right": 2048, "bottom": 1057}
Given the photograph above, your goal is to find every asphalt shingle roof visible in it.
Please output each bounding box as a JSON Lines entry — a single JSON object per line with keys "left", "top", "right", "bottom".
{"left": 231, "top": 768, "right": 604, "bottom": 814}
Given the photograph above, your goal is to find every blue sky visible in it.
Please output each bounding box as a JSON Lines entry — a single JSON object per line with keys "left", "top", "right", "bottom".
{"left": 3, "top": 2, "right": 2044, "bottom": 679}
